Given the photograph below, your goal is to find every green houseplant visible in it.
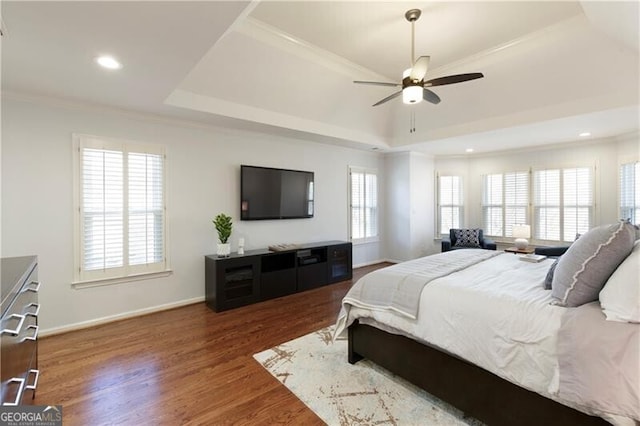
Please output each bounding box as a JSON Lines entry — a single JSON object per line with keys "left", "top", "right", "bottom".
{"left": 213, "top": 213, "right": 233, "bottom": 257}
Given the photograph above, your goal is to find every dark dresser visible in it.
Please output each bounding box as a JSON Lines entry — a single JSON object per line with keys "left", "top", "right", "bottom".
{"left": 1, "top": 256, "right": 39, "bottom": 406}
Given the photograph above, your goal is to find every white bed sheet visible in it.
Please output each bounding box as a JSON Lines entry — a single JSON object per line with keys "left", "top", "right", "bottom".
{"left": 347, "top": 253, "right": 566, "bottom": 398}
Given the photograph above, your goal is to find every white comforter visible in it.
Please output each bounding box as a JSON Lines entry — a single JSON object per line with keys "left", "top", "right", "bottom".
{"left": 335, "top": 250, "right": 639, "bottom": 425}
{"left": 337, "top": 251, "right": 564, "bottom": 395}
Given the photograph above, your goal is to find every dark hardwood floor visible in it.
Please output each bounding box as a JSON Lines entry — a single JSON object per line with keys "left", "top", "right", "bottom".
{"left": 34, "top": 263, "right": 390, "bottom": 425}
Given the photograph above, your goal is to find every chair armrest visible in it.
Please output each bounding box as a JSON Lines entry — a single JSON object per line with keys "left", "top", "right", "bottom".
{"left": 441, "top": 239, "right": 452, "bottom": 252}
{"left": 534, "top": 246, "right": 570, "bottom": 257}
{"left": 482, "top": 238, "right": 497, "bottom": 251}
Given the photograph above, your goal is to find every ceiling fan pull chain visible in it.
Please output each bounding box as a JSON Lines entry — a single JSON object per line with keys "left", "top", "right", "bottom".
{"left": 409, "top": 111, "right": 416, "bottom": 133}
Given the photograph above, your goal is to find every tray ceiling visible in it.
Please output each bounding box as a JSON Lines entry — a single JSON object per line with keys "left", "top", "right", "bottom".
{"left": 2, "top": 1, "right": 638, "bottom": 155}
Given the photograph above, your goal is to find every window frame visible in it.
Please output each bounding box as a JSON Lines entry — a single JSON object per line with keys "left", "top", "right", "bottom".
{"left": 532, "top": 165, "right": 595, "bottom": 243}
{"left": 348, "top": 166, "right": 379, "bottom": 244}
{"left": 481, "top": 171, "right": 529, "bottom": 239}
{"left": 436, "top": 174, "right": 464, "bottom": 237}
{"left": 72, "top": 134, "right": 171, "bottom": 288}
{"left": 620, "top": 160, "right": 640, "bottom": 225}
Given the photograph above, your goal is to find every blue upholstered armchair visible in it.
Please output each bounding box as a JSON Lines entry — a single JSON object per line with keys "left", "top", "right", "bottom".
{"left": 534, "top": 245, "right": 570, "bottom": 258}
{"left": 441, "top": 228, "right": 497, "bottom": 252}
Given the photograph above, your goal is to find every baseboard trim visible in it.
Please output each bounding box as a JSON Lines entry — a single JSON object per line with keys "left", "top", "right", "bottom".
{"left": 39, "top": 296, "right": 205, "bottom": 337}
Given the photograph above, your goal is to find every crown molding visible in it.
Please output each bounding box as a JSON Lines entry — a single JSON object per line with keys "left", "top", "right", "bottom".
{"left": 237, "top": 16, "right": 391, "bottom": 82}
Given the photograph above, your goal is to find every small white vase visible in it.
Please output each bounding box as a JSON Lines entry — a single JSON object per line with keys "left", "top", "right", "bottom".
{"left": 217, "top": 243, "right": 231, "bottom": 257}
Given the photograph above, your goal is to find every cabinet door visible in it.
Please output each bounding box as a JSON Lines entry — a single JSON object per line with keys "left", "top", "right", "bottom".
{"left": 206, "top": 256, "right": 260, "bottom": 312}
{"left": 327, "top": 243, "right": 352, "bottom": 283}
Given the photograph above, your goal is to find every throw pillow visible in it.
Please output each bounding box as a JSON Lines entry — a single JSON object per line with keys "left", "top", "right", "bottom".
{"left": 551, "top": 221, "right": 636, "bottom": 307}
{"left": 599, "top": 240, "right": 640, "bottom": 323}
{"left": 543, "top": 258, "right": 559, "bottom": 290}
{"left": 453, "top": 229, "right": 481, "bottom": 248}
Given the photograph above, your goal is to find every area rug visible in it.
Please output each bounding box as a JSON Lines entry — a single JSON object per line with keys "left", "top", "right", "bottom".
{"left": 253, "top": 326, "right": 483, "bottom": 425}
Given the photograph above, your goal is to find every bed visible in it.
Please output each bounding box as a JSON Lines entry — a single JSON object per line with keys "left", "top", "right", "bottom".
{"left": 334, "top": 223, "right": 640, "bottom": 426}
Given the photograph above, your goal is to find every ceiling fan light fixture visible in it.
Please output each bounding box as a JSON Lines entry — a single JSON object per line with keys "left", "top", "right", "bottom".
{"left": 402, "top": 68, "right": 423, "bottom": 104}
{"left": 403, "top": 86, "right": 423, "bottom": 104}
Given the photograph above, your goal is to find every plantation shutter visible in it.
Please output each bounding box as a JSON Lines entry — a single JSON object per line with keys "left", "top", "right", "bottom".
{"left": 482, "top": 174, "right": 503, "bottom": 236}
{"left": 533, "top": 169, "right": 561, "bottom": 240}
{"left": 77, "top": 136, "right": 166, "bottom": 282}
{"left": 533, "top": 167, "right": 592, "bottom": 242}
{"left": 620, "top": 162, "right": 640, "bottom": 224}
{"left": 350, "top": 167, "right": 378, "bottom": 242}
{"left": 82, "top": 148, "right": 124, "bottom": 271}
{"left": 438, "top": 175, "right": 463, "bottom": 234}
{"left": 504, "top": 171, "right": 529, "bottom": 237}
{"left": 563, "top": 167, "right": 592, "bottom": 241}
{"left": 365, "top": 173, "right": 378, "bottom": 238}
{"left": 482, "top": 171, "right": 529, "bottom": 238}
{"left": 128, "top": 152, "right": 165, "bottom": 266}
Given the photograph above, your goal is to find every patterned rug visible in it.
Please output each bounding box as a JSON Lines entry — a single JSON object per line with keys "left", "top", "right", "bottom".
{"left": 253, "top": 326, "right": 482, "bottom": 425}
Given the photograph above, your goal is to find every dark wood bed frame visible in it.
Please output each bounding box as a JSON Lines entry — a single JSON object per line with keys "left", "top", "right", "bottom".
{"left": 348, "top": 321, "right": 609, "bottom": 426}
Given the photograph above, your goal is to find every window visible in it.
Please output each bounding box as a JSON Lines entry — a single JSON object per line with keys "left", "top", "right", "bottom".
{"left": 533, "top": 167, "right": 593, "bottom": 242}
{"left": 437, "top": 175, "right": 463, "bottom": 235}
{"left": 349, "top": 167, "right": 378, "bottom": 242}
{"left": 620, "top": 161, "right": 640, "bottom": 224}
{"left": 74, "top": 135, "right": 167, "bottom": 283}
{"left": 482, "top": 171, "right": 528, "bottom": 237}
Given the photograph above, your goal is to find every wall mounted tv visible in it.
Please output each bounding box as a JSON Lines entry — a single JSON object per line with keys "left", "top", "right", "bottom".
{"left": 240, "top": 165, "right": 314, "bottom": 220}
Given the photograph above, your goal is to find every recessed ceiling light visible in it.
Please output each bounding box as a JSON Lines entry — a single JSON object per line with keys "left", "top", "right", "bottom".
{"left": 579, "top": 132, "right": 591, "bottom": 137}
{"left": 96, "top": 55, "right": 122, "bottom": 70}
{"left": 465, "top": 148, "right": 474, "bottom": 153}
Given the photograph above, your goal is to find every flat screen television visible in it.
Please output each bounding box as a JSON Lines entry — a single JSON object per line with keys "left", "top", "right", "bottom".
{"left": 240, "top": 165, "right": 314, "bottom": 220}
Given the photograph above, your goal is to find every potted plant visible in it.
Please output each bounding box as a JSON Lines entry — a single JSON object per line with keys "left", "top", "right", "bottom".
{"left": 213, "top": 213, "right": 233, "bottom": 257}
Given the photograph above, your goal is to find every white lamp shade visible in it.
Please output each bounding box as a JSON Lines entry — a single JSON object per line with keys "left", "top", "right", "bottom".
{"left": 512, "top": 224, "right": 530, "bottom": 250}
{"left": 512, "top": 225, "right": 531, "bottom": 239}
{"left": 402, "top": 68, "right": 423, "bottom": 104}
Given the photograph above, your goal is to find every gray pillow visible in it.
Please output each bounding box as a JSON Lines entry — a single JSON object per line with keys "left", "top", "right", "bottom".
{"left": 544, "top": 258, "right": 559, "bottom": 290}
{"left": 453, "top": 229, "right": 481, "bottom": 248}
{"left": 551, "top": 221, "right": 636, "bottom": 307}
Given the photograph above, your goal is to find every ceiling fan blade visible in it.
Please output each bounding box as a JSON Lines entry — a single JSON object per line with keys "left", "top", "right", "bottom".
{"left": 424, "top": 72, "right": 484, "bottom": 87}
{"left": 409, "top": 56, "right": 430, "bottom": 81}
{"left": 372, "top": 90, "right": 402, "bottom": 106}
{"left": 354, "top": 80, "right": 401, "bottom": 87}
{"left": 422, "top": 88, "right": 441, "bottom": 105}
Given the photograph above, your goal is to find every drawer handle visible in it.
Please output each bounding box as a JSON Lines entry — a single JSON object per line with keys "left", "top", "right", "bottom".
{"left": 25, "top": 369, "right": 40, "bottom": 391}
{"left": 2, "top": 377, "right": 26, "bottom": 406}
{"left": 22, "top": 324, "right": 39, "bottom": 341}
{"left": 1, "top": 314, "right": 26, "bottom": 336}
{"left": 24, "top": 281, "right": 41, "bottom": 293}
{"left": 25, "top": 303, "right": 40, "bottom": 317}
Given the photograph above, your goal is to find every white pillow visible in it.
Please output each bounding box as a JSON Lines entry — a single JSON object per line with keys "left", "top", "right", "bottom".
{"left": 599, "top": 240, "right": 640, "bottom": 323}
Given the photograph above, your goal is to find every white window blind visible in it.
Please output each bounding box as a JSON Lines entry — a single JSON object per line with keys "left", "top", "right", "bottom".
{"left": 620, "top": 161, "right": 640, "bottom": 224}
{"left": 75, "top": 135, "right": 167, "bottom": 282}
{"left": 350, "top": 167, "right": 378, "bottom": 242}
{"left": 482, "top": 171, "right": 528, "bottom": 237}
{"left": 438, "top": 175, "right": 463, "bottom": 235}
{"left": 534, "top": 167, "right": 592, "bottom": 242}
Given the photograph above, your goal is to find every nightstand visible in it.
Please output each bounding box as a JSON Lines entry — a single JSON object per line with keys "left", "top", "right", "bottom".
{"left": 504, "top": 247, "right": 535, "bottom": 254}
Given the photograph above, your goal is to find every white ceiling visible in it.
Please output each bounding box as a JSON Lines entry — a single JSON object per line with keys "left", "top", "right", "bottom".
{"left": 2, "top": 1, "right": 639, "bottom": 156}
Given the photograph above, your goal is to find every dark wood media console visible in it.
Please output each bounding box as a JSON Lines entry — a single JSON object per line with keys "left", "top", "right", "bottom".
{"left": 205, "top": 241, "right": 351, "bottom": 312}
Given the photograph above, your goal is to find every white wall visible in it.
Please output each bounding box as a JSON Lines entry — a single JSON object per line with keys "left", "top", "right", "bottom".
{"left": 409, "top": 152, "right": 436, "bottom": 257}
{"left": 434, "top": 135, "right": 640, "bottom": 243}
{"left": 385, "top": 151, "right": 436, "bottom": 261}
{"left": 385, "top": 153, "right": 411, "bottom": 261}
{"left": 1, "top": 95, "right": 384, "bottom": 333}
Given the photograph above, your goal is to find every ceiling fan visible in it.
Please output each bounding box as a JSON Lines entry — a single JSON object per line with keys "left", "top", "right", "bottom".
{"left": 354, "top": 9, "right": 484, "bottom": 107}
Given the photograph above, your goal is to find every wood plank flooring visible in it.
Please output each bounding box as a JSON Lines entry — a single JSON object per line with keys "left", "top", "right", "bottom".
{"left": 34, "top": 263, "right": 389, "bottom": 425}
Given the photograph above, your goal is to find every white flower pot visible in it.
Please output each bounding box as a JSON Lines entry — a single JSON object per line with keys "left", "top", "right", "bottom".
{"left": 217, "top": 243, "right": 231, "bottom": 258}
